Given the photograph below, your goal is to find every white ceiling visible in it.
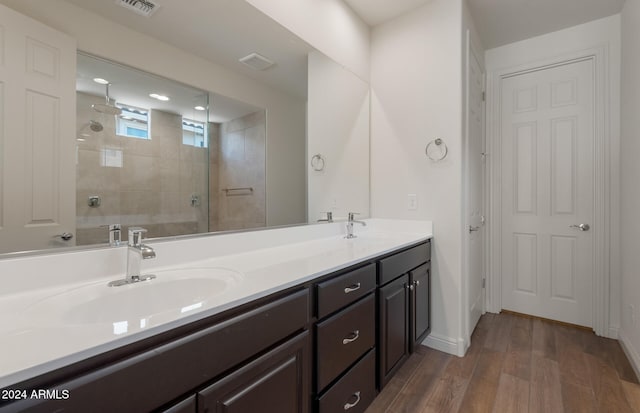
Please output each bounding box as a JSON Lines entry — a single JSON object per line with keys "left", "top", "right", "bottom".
{"left": 343, "top": 0, "right": 431, "bottom": 26}
{"left": 344, "top": 0, "right": 625, "bottom": 49}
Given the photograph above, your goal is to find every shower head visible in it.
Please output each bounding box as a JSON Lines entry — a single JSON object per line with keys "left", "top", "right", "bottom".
{"left": 89, "top": 120, "right": 103, "bottom": 132}
{"left": 92, "top": 83, "right": 122, "bottom": 116}
{"left": 92, "top": 103, "right": 122, "bottom": 116}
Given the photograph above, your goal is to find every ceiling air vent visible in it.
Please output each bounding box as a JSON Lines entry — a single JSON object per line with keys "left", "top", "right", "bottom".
{"left": 239, "top": 53, "right": 275, "bottom": 71}
{"left": 115, "top": 0, "right": 159, "bottom": 17}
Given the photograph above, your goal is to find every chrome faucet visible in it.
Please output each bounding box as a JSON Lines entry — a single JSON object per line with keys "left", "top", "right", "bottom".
{"left": 107, "top": 224, "right": 122, "bottom": 246}
{"left": 345, "top": 212, "right": 366, "bottom": 239}
{"left": 108, "top": 227, "right": 156, "bottom": 287}
{"left": 317, "top": 211, "right": 333, "bottom": 223}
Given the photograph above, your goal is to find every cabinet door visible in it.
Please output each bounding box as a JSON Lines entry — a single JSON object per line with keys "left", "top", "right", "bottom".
{"left": 198, "top": 332, "right": 310, "bottom": 413}
{"left": 161, "top": 395, "right": 196, "bottom": 413}
{"left": 410, "top": 263, "right": 430, "bottom": 351}
{"left": 378, "top": 274, "right": 409, "bottom": 388}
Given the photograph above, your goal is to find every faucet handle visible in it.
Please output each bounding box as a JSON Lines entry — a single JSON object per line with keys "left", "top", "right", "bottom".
{"left": 128, "top": 227, "right": 148, "bottom": 247}
{"left": 101, "top": 224, "right": 122, "bottom": 246}
{"left": 318, "top": 211, "right": 333, "bottom": 222}
{"left": 348, "top": 212, "right": 360, "bottom": 221}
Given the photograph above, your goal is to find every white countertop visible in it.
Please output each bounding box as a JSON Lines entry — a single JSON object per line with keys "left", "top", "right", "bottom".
{"left": 0, "top": 219, "right": 432, "bottom": 388}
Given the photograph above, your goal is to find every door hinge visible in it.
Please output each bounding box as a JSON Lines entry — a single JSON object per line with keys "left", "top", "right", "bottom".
{"left": 482, "top": 91, "right": 486, "bottom": 102}
{"left": 482, "top": 278, "right": 486, "bottom": 288}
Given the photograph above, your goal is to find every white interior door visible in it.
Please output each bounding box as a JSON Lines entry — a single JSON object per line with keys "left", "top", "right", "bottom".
{"left": 0, "top": 4, "right": 76, "bottom": 253}
{"left": 466, "top": 46, "right": 485, "bottom": 336}
{"left": 500, "top": 59, "right": 594, "bottom": 327}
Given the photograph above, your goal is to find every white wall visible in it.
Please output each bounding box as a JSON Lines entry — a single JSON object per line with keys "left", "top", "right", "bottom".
{"left": 620, "top": 0, "right": 640, "bottom": 378}
{"left": 245, "top": 0, "right": 370, "bottom": 82}
{"left": 371, "top": 0, "right": 466, "bottom": 355}
{"left": 485, "top": 16, "right": 621, "bottom": 337}
{"left": 0, "top": 0, "right": 307, "bottom": 228}
{"left": 307, "top": 51, "right": 370, "bottom": 221}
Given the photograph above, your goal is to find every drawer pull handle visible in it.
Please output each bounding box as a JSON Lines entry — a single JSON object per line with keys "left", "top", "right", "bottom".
{"left": 344, "top": 283, "right": 361, "bottom": 294}
{"left": 344, "top": 391, "right": 361, "bottom": 410}
{"left": 342, "top": 330, "right": 360, "bottom": 345}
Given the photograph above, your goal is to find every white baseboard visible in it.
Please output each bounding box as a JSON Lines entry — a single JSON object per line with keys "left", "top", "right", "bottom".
{"left": 422, "top": 333, "right": 466, "bottom": 357}
{"left": 619, "top": 329, "right": 640, "bottom": 382}
{"left": 608, "top": 324, "right": 620, "bottom": 339}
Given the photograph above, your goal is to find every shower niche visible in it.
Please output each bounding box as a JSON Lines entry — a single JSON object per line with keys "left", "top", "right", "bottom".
{"left": 75, "top": 53, "right": 266, "bottom": 245}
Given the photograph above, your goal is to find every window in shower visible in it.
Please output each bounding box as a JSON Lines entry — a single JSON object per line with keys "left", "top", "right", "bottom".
{"left": 182, "top": 118, "right": 207, "bottom": 147}
{"left": 116, "top": 104, "right": 149, "bottom": 139}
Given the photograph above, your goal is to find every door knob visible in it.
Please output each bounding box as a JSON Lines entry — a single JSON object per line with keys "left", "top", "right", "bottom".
{"left": 569, "top": 224, "right": 590, "bottom": 231}
{"left": 55, "top": 232, "right": 74, "bottom": 241}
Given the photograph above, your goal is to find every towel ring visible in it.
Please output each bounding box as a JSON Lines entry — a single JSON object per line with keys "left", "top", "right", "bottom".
{"left": 425, "top": 138, "right": 448, "bottom": 162}
{"left": 311, "top": 154, "right": 325, "bottom": 171}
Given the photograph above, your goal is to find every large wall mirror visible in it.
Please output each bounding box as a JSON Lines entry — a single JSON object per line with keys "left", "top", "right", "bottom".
{"left": 0, "top": 0, "right": 370, "bottom": 255}
{"left": 76, "top": 53, "right": 268, "bottom": 246}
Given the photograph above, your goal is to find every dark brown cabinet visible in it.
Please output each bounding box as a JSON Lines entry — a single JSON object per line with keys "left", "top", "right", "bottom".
{"left": 314, "top": 264, "right": 377, "bottom": 412}
{"left": 1, "top": 240, "right": 431, "bottom": 413}
{"left": 377, "top": 242, "right": 431, "bottom": 388}
{"left": 410, "top": 263, "right": 431, "bottom": 351}
{"left": 0, "top": 289, "right": 310, "bottom": 413}
{"left": 161, "top": 396, "right": 197, "bottom": 413}
{"left": 317, "top": 349, "right": 376, "bottom": 413}
{"left": 379, "top": 274, "right": 410, "bottom": 386}
{"left": 198, "top": 332, "right": 310, "bottom": 413}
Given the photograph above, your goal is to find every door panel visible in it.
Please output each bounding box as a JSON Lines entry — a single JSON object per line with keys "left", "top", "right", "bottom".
{"left": 378, "top": 274, "right": 409, "bottom": 387}
{"left": 466, "top": 46, "right": 485, "bottom": 336}
{"left": 501, "top": 59, "right": 594, "bottom": 327}
{"left": 0, "top": 4, "right": 76, "bottom": 253}
{"left": 410, "top": 263, "right": 430, "bottom": 350}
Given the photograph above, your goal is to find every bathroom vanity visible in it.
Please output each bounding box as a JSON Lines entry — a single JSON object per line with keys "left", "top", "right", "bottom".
{"left": 0, "top": 220, "right": 431, "bottom": 413}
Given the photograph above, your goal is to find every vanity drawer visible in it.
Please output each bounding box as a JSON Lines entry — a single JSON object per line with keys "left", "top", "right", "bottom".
{"left": 316, "top": 294, "right": 375, "bottom": 391}
{"left": 317, "top": 349, "right": 376, "bottom": 413}
{"left": 316, "top": 263, "right": 376, "bottom": 318}
{"left": 378, "top": 241, "right": 430, "bottom": 285}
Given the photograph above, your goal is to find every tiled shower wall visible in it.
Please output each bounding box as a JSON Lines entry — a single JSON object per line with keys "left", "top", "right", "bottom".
{"left": 76, "top": 92, "right": 209, "bottom": 245}
{"left": 210, "top": 111, "right": 266, "bottom": 231}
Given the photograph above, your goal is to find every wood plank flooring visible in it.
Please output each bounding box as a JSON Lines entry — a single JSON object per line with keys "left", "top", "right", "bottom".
{"left": 365, "top": 313, "right": 640, "bottom": 413}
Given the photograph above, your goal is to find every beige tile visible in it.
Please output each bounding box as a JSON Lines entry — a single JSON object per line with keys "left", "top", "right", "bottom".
{"left": 119, "top": 190, "right": 160, "bottom": 224}
{"left": 120, "top": 154, "right": 160, "bottom": 192}
{"left": 160, "top": 158, "right": 180, "bottom": 192}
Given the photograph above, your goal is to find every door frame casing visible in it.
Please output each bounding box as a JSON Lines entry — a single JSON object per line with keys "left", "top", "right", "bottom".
{"left": 486, "top": 46, "right": 612, "bottom": 337}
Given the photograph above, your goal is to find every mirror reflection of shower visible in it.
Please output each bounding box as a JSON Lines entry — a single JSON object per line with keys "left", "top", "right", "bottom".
{"left": 75, "top": 52, "right": 267, "bottom": 246}
{"left": 89, "top": 120, "right": 104, "bottom": 132}
{"left": 92, "top": 82, "right": 122, "bottom": 116}
{"left": 77, "top": 120, "right": 104, "bottom": 141}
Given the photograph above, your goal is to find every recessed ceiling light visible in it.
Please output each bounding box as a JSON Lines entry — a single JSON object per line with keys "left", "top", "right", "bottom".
{"left": 149, "top": 93, "right": 170, "bottom": 101}
{"left": 93, "top": 78, "right": 110, "bottom": 85}
{"left": 194, "top": 106, "right": 206, "bottom": 111}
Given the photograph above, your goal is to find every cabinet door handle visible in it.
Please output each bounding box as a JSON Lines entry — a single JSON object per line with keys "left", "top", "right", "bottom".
{"left": 344, "top": 391, "right": 361, "bottom": 410}
{"left": 415, "top": 280, "right": 420, "bottom": 286}
{"left": 344, "top": 283, "right": 361, "bottom": 294}
{"left": 342, "top": 330, "right": 360, "bottom": 345}
{"left": 409, "top": 284, "right": 414, "bottom": 291}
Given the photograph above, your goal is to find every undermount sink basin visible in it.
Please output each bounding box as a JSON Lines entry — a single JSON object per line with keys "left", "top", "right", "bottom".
{"left": 24, "top": 267, "right": 244, "bottom": 329}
